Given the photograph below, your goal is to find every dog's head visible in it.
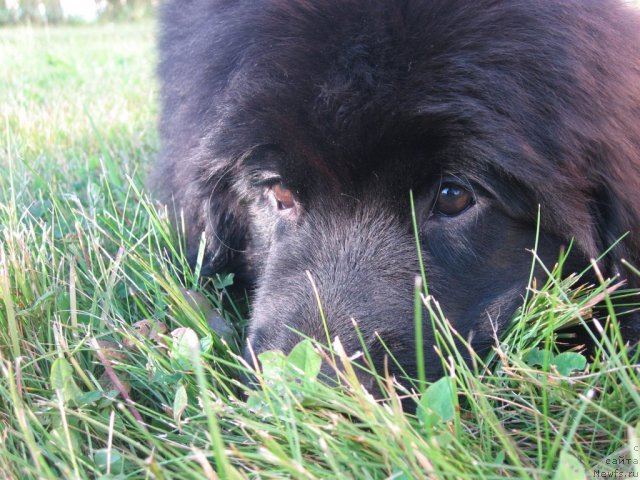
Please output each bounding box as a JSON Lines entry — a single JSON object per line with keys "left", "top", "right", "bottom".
{"left": 155, "top": 0, "right": 640, "bottom": 383}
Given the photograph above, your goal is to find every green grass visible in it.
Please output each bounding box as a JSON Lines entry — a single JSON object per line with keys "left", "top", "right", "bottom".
{"left": 2, "top": 22, "right": 640, "bottom": 479}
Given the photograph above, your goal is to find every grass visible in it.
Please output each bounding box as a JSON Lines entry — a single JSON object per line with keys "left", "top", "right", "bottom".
{"left": 1, "top": 21, "right": 640, "bottom": 479}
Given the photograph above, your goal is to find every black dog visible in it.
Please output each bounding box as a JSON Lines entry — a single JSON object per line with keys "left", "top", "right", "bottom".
{"left": 153, "top": 0, "right": 640, "bottom": 385}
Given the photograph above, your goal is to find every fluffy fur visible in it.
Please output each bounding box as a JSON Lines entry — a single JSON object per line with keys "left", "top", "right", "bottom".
{"left": 153, "top": 0, "right": 640, "bottom": 385}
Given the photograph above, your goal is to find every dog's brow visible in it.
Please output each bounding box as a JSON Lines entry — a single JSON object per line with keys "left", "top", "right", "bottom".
{"left": 247, "top": 170, "right": 281, "bottom": 185}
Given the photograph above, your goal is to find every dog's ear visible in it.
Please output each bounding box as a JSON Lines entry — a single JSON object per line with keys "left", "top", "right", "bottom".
{"left": 151, "top": 153, "right": 250, "bottom": 283}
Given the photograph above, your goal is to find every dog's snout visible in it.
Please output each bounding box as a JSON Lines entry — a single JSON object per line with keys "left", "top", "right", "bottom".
{"left": 244, "top": 203, "right": 419, "bottom": 388}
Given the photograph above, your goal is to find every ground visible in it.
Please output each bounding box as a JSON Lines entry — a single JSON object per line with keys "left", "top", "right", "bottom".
{"left": 0, "top": 21, "right": 639, "bottom": 479}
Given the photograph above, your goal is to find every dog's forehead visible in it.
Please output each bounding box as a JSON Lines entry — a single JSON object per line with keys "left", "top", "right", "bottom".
{"left": 217, "top": 1, "right": 539, "bottom": 180}
{"left": 239, "top": 9, "right": 441, "bottom": 137}
{"left": 220, "top": 14, "right": 467, "bottom": 183}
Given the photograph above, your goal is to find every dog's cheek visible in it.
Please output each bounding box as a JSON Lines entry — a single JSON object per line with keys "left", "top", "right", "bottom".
{"left": 421, "top": 207, "right": 532, "bottom": 338}
{"left": 422, "top": 203, "right": 591, "bottom": 351}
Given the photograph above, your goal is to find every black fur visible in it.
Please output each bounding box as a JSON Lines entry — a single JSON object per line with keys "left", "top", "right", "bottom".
{"left": 153, "top": 0, "right": 640, "bottom": 385}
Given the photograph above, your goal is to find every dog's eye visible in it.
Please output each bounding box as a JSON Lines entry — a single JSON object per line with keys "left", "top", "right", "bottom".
{"left": 271, "top": 184, "right": 295, "bottom": 210}
{"left": 434, "top": 183, "right": 473, "bottom": 216}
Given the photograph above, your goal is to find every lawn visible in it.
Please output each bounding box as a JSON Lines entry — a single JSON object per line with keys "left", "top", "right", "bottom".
{"left": 1, "top": 21, "right": 640, "bottom": 479}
